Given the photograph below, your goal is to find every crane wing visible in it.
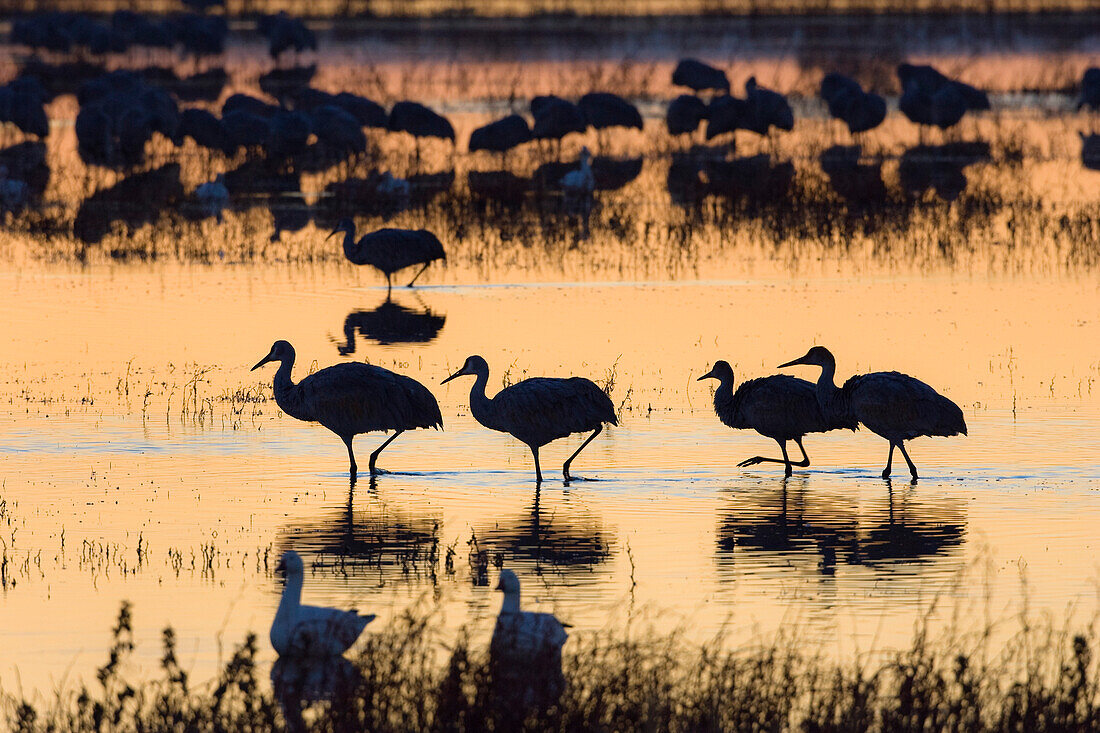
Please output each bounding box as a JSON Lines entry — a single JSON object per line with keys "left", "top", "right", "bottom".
{"left": 492, "top": 377, "right": 616, "bottom": 444}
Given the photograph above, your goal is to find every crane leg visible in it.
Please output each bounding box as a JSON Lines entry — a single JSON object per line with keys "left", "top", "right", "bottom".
{"left": 385, "top": 274, "right": 393, "bottom": 296}
{"left": 343, "top": 435, "right": 357, "bottom": 479}
{"left": 369, "top": 430, "right": 404, "bottom": 475}
{"left": 405, "top": 262, "right": 430, "bottom": 287}
{"left": 531, "top": 445, "right": 543, "bottom": 483}
{"left": 563, "top": 425, "right": 602, "bottom": 481}
{"left": 882, "top": 442, "right": 896, "bottom": 479}
{"left": 897, "top": 441, "right": 919, "bottom": 480}
{"left": 737, "top": 438, "right": 810, "bottom": 475}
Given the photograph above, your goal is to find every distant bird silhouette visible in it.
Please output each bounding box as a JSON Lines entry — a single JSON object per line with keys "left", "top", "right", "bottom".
{"left": 666, "top": 94, "right": 708, "bottom": 136}
{"left": 195, "top": 173, "right": 229, "bottom": 222}
{"left": 387, "top": 101, "right": 454, "bottom": 157}
{"left": 333, "top": 92, "right": 387, "bottom": 128}
{"left": 698, "top": 360, "right": 857, "bottom": 476}
{"left": 578, "top": 92, "right": 643, "bottom": 132}
{"left": 560, "top": 147, "right": 595, "bottom": 199}
{"left": 251, "top": 340, "right": 443, "bottom": 478}
{"left": 0, "top": 77, "right": 49, "bottom": 138}
{"left": 441, "top": 355, "right": 616, "bottom": 482}
{"left": 179, "top": 108, "right": 231, "bottom": 154}
{"left": 271, "top": 550, "right": 374, "bottom": 657}
{"left": 308, "top": 105, "right": 366, "bottom": 155}
{"left": 490, "top": 568, "right": 568, "bottom": 710}
{"left": 743, "top": 77, "right": 794, "bottom": 134}
{"left": 223, "top": 93, "right": 279, "bottom": 118}
{"left": 672, "top": 58, "right": 730, "bottom": 94}
{"left": 328, "top": 220, "right": 446, "bottom": 290}
{"left": 706, "top": 94, "right": 750, "bottom": 141}
{"left": 897, "top": 63, "right": 989, "bottom": 133}
{"left": 222, "top": 110, "right": 272, "bottom": 152}
{"left": 531, "top": 95, "right": 587, "bottom": 149}
{"left": 1079, "top": 68, "right": 1100, "bottom": 111}
{"left": 469, "top": 114, "right": 532, "bottom": 154}
{"left": 259, "top": 13, "right": 317, "bottom": 61}
{"left": 819, "top": 72, "right": 886, "bottom": 134}
{"left": 778, "top": 346, "right": 966, "bottom": 480}
{"left": 266, "top": 109, "right": 313, "bottom": 158}
{"left": 1081, "top": 132, "right": 1100, "bottom": 171}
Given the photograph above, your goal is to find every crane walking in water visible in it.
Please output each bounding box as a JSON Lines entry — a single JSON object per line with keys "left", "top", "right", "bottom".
{"left": 778, "top": 346, "right": 966, "bottom": 480}
{"left": 327, "top": 219, "right": 446, "bottom": 292}
{"left": 252, "top": 340, "right": 442, "bottom": 479}
{"left": 441, "top": 355, "right": 616, "bottom": 482}
{"left": 698, "top": 360, "right": 857, "bottom": 476}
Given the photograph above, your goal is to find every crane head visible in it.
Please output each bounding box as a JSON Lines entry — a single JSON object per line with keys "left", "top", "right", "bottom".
{"left": 778, "top": 346, "right": 835, "bottom": 370}
{"left": 325, "top": 218, "right": 355, "bottom": 241}
{"left": 697, "top": 360, "right": 734, "bottom": 383}
{"left": 441, "top": 355, "right": 488, "bottom": 384}
{"left": 251, "top": 340, "right": 294, "bottom": 371}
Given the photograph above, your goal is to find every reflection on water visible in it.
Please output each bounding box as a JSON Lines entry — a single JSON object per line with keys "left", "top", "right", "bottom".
{"left": 337, "top": 295, "right": 446, "bottom": 353}
{"left": 898, "top": 142, "right": 991, "bottom": 202}
{"left": 474, "top": 489, "right": 613, "bottom": 576}
{"left": 278, "top": 480, "right": 442, "bottom": 579}
{"left": 716, "top": 477, "right": 966, "bottom": 577}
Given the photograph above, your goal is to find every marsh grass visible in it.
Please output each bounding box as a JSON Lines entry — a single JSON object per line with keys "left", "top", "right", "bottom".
{"left": 4, "top": 598, "right": 1100, "bottom": 732}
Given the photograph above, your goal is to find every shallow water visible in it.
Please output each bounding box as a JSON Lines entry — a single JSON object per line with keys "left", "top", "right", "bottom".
{"left": 1, "top": 18, "right": 1100, "bottom": 699}
{"left": 0, "top": 265, "right": 1097, "bottom": 695}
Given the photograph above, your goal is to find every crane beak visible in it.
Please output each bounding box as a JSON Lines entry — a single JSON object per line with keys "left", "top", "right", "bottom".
{"left": 251, "top": 352, "right": 275, "bottom": 371}
{"left": 777, "top": 354, "right": 809, "bottom": 369}
{"left": 324, "top": 229, "right": 338, "bottom": 241}
{"left": 440, "top": 367, "right": 465, "bottom": 385}
{"left": 697, "top": 367, "right": 717, "bottom": 382}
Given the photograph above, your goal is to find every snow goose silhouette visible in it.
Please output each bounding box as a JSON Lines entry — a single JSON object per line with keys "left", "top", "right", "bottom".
{"left": 560, "top": 147, "right": 595, "bottom": 199}
{"left": 491, "top": 569, "right": 567, "bottom": 676}
{"left": 270, "top": 550, "right": 375, "bottom": 657}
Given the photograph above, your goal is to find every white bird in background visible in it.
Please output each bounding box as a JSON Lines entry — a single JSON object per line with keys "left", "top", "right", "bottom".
{"left": 560, "top": 146, "right": 595, "bottom": 199}
{"left": 270, "top": 550, "right": 375, "bottom": 657}
{"left": 491, "top": 568, "right": 568, "bottom": 665}
{"left": 195, "top": 173, "right": 229, "bottom": 223}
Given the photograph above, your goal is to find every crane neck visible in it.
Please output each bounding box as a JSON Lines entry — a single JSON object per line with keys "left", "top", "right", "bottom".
{"left": 467, "top": 368, "right": 495, "bottom": 429}
{"left": 270, "top": 353, "right": 312, "bottom": 422}
{"left": 813, "top": 359, "right": 842, "bottom": 415}
{"left": 340, "top": 228, "right": 358, "bottom": 260}
{"left": 500, "top": 589, "right": 521, "bottom": 614}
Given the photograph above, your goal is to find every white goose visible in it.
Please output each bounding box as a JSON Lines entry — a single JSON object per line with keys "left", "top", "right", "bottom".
{"left": 270, "top": 550, "right": 375, "bottom": 657}
{"left": 560, "top": 147, "right": 595, "bottom": 199}
{"left": 490, "top": 569, "right": 568, "bottom": 665}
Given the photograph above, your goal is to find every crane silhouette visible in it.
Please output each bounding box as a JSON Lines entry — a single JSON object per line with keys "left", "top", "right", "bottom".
{"left": 672, "top": 58, "right": 730, "bottom": 95}
{"left": 441, "top": 355, "right": 617, "bottom": 483}
{"left": 251, "top": 340, "right": 442, "bottom": 479}
{"left": 778, "top": 346, "right": 967, "bottom": 480}
{"left": 327, "top": 219, "right": 446, "bottom": 291}
{"left": 698, "top": 360, "right": 857, "bottom": 476}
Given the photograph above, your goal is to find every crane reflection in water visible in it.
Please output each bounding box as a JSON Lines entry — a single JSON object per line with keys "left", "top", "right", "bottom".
{"left": 335, "top": 294, "right": 446, "bottom": 355}
{"left": 715, "top": 477, "right": 965, "bottom": 579}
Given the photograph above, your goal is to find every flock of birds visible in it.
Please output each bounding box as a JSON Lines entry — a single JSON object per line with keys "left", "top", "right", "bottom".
{"left": 252, "top": 337, "right": 965, "bottom": 483}
{"left": 4, "top": 9, "right": 1100, "bottom": 232}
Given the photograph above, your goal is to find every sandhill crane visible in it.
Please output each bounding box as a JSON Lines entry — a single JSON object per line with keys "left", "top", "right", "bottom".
{"left": 819, "top": 72, "right": 886, "bottom": 134}
{"left": 441, "top": 355, "right": 617, "bottom": 482}
{"left": 271, "top": 550, "right": 374, "bottom": 657}
{"left": 251, "top": 340, "right": 443, "bottom": 478}
{"left": 672, "top": 58, "right": 730, "bottom": 95}
{"left": 531, "top": 95, "right": 587, "bottom": 152}
{"left": 578, "top": 92, "right": 643, "bottom": 134}
{"left": 327, "top": 219, "right": 446, "bottom": 291}
{"left": 897, "top": 63, "right": 989, "bottom": 134}
{"left": 698, "top": 360, "right": 857, "bottom": 476}
{"left": 1079, "top": 67, "right": 1100, "bottom": 111}
{"left": 387, "top": 101, "right": 454, "bottom": 158}
{"left": 778, "top": 346, "right": 967, "bottom": 480}
{"left": 666, "top": 94, "right": 708, "bottom": 137}
{"left": 469, "top": 114, "right": 532, "bottom": 155}
{"left": 490, "top": 569, "right": 568, "bottom": 710}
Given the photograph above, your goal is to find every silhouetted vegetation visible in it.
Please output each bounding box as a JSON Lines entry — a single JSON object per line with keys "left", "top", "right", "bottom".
{"left": 5, "top": 601, "right": 1099, "bottom": 731}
